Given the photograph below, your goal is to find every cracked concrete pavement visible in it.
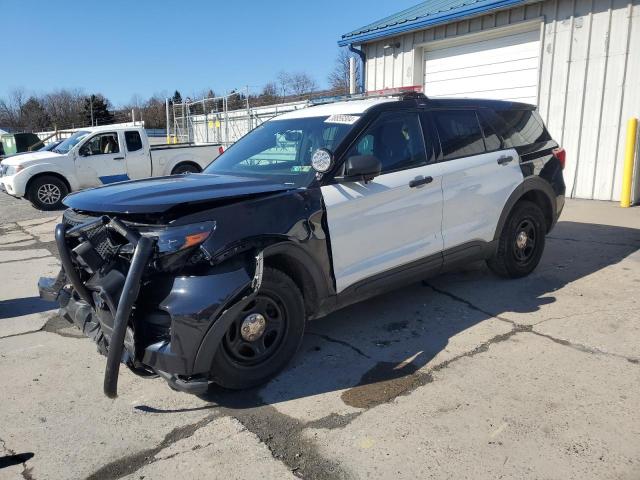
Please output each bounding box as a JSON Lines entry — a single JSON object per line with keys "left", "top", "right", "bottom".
{"left": 0, "top": 198, "right": 638, "bottom": 479}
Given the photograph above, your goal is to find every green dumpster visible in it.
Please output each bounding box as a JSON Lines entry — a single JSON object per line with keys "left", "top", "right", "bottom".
{"left": 0, "top": 132, "right": 42, "bottom": 157}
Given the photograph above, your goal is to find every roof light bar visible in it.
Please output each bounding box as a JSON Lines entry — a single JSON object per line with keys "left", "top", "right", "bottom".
{"left": 365, "top": 85, "right": 424, "bottom": 97}
{"left": 308, "top": 85, "right": 426, "bottom": 106}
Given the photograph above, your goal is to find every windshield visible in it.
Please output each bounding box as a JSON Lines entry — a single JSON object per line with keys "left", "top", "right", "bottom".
{"left": 53, "top": 131, "right": 90, "bottom": 154}
{"left": 204, "top": 116, "right": 356, "bottom": 186}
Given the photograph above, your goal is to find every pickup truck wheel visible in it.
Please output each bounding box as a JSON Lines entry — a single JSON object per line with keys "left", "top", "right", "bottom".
{"left": 28, "top": 175, "right": 68, "bottom": 211}
{"left": 487, "top": 200, "right": 546, "bottom": 278}
{"left": 172, "top": 163, "right": 200, "bottom": 175}
{"left": 209, "top": 267, "right": 305, "bottom": 390}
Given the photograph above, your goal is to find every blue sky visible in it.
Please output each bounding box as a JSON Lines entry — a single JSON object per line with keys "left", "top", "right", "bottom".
{"left": 0, "top": 0, "right": 417, "bottom": 106}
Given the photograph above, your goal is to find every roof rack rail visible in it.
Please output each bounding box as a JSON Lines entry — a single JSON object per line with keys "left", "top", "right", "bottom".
{"left": 308, "top": 86, "right": 426, "bottom": 106}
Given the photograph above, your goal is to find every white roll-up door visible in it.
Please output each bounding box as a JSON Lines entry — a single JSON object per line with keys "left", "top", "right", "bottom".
{"left": 424, "top": 29, "right": 541, "bottom": 105}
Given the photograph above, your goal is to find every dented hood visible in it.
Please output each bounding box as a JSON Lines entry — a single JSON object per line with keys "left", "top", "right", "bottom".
{"left": 63, "top": 173, "right": 292, "bottom": 214}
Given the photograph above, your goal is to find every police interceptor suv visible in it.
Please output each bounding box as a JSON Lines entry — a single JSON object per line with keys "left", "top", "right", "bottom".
{"left": 39, "top": 89, "right": 565, "bottom": 397}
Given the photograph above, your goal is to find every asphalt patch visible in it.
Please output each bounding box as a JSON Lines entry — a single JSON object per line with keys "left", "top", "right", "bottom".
{"left": 341, "top": 361, "right": 432, "bottom": 409}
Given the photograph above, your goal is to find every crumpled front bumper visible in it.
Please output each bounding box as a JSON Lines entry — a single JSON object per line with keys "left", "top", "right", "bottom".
{"left": 39, "top": 216, "right": 263, "bottom": 397}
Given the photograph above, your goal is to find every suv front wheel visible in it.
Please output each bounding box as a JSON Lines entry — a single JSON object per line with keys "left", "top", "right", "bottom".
{"left": 487, "top": 200, "right": 546, "bottom": 278}
{"left": 209, "top": 267, "right": 305, "bottom": 389}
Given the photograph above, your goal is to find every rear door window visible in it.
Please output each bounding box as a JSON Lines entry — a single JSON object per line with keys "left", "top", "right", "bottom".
{"left": 433, "top": 110, "right": 485, "bottom": 160}
{"left": 489, "top": 109, "right": 551, "bottom": 147}
{"left": 125, "top": 131, "right": 143, "bottom": 152}
{"left": 478, "top": 112, "right": 502, "bottom": 152}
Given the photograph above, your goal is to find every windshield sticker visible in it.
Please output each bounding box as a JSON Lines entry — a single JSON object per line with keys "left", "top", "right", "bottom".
{"left": 325, "top": 114, "right": 359, "bottom": 125}
{"left": 291, "top": 166, "right": 312, "bottom": 172}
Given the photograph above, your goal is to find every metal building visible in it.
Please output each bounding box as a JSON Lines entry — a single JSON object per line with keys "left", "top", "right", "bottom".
{"left": 339, "top": 0, "right": 640, "bottom": 201}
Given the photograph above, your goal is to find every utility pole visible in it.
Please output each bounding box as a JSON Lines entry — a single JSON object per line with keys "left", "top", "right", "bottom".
{"left": 90, "top": 95, "right": 94, "bottom": 126}
{"left": 165, "top": 98, "right": 170, "bottom": 144}
{"left": 245, "top": 85, "right": 251, "bottom": 133}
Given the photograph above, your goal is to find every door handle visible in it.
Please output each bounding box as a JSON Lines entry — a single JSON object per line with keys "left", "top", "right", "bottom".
{"left": 497, "top": 155, "right": 513, "bottom": 165}
{"left": 409, "top": 176, "right": 433, "bottom": 188}
{"left": 113, "top": 156, "right": 125, "bottom": 161}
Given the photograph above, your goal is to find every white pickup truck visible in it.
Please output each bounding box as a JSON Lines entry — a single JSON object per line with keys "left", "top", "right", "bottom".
{"left": 0, "top": 125, "right": 222, "bottom": 210}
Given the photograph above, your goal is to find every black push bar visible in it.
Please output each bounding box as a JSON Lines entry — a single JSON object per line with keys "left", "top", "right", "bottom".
{"left": 55, "top": 216, "right": 155, "bottom": 398}
{"left": 103, "top": 235, "right": 154, "bottom": 398}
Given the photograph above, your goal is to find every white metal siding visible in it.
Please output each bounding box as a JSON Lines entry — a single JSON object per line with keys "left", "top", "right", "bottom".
{"left": 423, "top": 29, "right": 541, "bottom": 104}
{"left": 362, "top": 0, "right": 640, "bottom": 201}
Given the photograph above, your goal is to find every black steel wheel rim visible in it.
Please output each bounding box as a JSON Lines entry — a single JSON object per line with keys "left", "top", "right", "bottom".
{"left": 512, "top": 217, "right": 537, "bottom": 264}
{"left": 222, "top": 293, "right": 288, "bottom": 367}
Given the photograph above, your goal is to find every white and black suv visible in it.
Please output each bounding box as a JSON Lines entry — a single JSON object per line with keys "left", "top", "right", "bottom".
{"left": 39, "top": 91, "right": 566, "bottom": 396}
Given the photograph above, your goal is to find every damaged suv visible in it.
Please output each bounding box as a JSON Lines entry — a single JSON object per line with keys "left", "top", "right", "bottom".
{"left": 39, "top": 90, "right": 566, "bottom": 397}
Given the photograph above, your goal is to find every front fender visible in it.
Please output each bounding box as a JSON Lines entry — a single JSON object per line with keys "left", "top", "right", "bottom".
{"left": 141, "top": 252, "right": 263, "bottom": 376}
{"left": 21, "top": 162, "right": 80, "bottom": 193}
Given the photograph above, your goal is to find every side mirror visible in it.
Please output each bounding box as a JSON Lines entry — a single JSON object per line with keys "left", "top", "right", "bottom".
{"left": 344, "top": 155, "right": 382, "bottom": 182}
{"left": 79, "top": 145, "right": 90, "bottom": 157}
{"left": 284, "top": 130, "right": 302, "bottom": 142}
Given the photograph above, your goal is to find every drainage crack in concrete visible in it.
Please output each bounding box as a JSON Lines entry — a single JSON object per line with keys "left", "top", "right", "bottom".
{"left": 221, "top": 400, "right": 352, "bottom": 480}
{"left": 0, "top": 314, "right": 73, "bottom": 341}
{"left": 84, "top": 412, "right": 223, "bottom": 480}
{"left": 0, "top": 256, "right": 53, "bottom": 265}
{"left": 13, "top": 222, "right": 60, "bottom": 258}
{"left": 0, "top": 329, "right": 45, "bottom": 340}
{"left": 425, "top": 282, "right": 639, "bottom": 365}
{"left": 306, "top": 332, "right": 371, "bottom": 359}
{"left": 0, "top": 437, "right": 36, "bottom": 480}
{"left": 424, "top": 282, "right": 515, "bottom": 325}
{"left": 530, "top": 330, "right": 640, "bottom": 364}
{"left": 547, "top": 235, "right": 640, "bottom": 248}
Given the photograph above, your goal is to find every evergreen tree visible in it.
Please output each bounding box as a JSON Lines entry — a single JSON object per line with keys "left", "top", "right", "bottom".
{"left": 83, "top": 94, "right": 114, "bottom": 126}
{"left": 21, "top": 97, "right": 51, "bottom": 131}
{"left": 172, "top": 90, "right": 182, "bottom": 104}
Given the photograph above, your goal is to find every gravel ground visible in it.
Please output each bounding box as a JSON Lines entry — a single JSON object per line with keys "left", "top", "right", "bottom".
{"left": 0, "top": 191, "right": 60, "bottom": 224}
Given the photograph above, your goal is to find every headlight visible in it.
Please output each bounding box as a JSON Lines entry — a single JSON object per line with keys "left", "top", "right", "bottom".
{"left": 136, "top": 221, "right": 216, "bottom": 255}
{"left": 5, "top": 165, "right": 24, "bottom": 176}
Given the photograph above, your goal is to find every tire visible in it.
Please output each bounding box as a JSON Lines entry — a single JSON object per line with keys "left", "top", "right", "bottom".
{"left": 209, "top": 267, "right": 305, "bottom": 390}
{"left": 171, "top": 163, "right": 200, "bottom": 175}
{"left": 28, "top": 175, "right": 69, "bottom": 211}
{"left": 487, "top": 200, "right": 546, "bottom": 278}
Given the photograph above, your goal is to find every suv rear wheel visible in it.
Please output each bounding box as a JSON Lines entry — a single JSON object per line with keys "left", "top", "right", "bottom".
{"left": 28, "top": 175, "right": 69, "bottom": 211}
{"left": 487, "top": 200, "right": 546, "bottom": 278}
{"left": 209, "top": 267, "right": 305, "bottom": 389}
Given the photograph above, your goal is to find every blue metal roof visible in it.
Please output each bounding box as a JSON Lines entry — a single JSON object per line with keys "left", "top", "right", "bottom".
{"left": 338, "top": 0, "right": 527, "bottom": 46}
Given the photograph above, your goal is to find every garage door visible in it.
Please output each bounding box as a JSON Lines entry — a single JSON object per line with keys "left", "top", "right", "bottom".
{"left": 424, "top": 29, "right": 540, "bottom": 104}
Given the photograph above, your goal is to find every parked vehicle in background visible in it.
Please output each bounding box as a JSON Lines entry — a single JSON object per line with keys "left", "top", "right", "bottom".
{"left": 4, "top": 139, "right": 64, "bottom": 158}
{"left": 0, "top": 132, "right": 42, "bottom": 159}
{"left": 0, "top": 125, "right": 222, "bottom": 210}
{"left": 39, "top": 89, "right": 566, "bottom": 397}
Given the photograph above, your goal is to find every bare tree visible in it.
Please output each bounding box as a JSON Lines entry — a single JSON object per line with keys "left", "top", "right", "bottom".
{"left": 328, "top": 48, "right": 362, "bottom": 95}
{"left": 41, "top": 89, "right": 85, "bottom": 130}
{"left": 288, "top": 72, "right": 318, "bottom": 97}
{"left": 21, "top": 97, "right": 51, "bottom": 131}
{"left": 0, "top": 88, "right": 27, "bottom": 130}
{"left": 141, "top": 95, "right": 168, "bottom": 129}
{"left": 255, "top": 82, "right": 279, "bottom": 106}
{"left": 276, "top": 72, "right": 318, "bottom": 99}
{"left": 277, "top": 71, "right": 291, "bottom": 99}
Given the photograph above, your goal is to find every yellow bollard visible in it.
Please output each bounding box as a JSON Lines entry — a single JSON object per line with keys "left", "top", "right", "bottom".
{"left": 621, "top": 117, "right": 638, "bottom": 207}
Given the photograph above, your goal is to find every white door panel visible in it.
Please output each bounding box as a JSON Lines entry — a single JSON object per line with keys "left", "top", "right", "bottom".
{"left": 322, "top": 165, "right": 443, "bottom": 293}
{"left": 75, "top": 131, "right": 128, "bottom": 188}
{"left": 424, "top": 29, "right": 541, "bottom": 105}
{"left": 440, "top": 149, "right": 523, "bottom": 249}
